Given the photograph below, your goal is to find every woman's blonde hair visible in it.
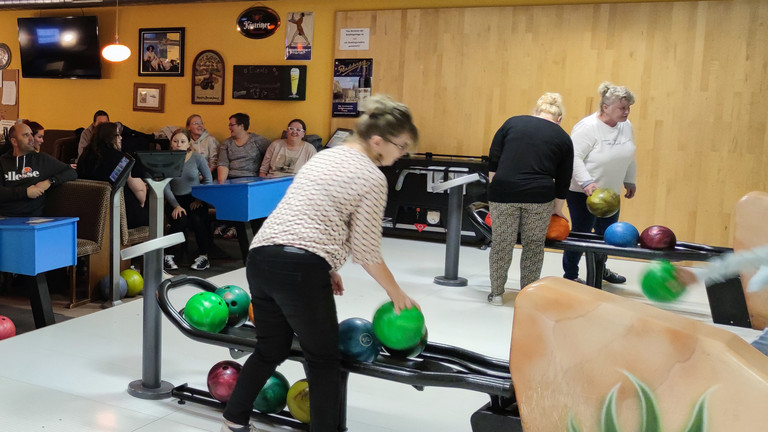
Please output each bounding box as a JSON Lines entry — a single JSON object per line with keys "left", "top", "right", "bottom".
{"left": 534, "top": 92, "right": 564, "bottom": 118}
{"left": 598, "top": 81, "right": 635, "bottom": 112}
{"left": 355, "top": 95, "right": 419, "bottom": 151}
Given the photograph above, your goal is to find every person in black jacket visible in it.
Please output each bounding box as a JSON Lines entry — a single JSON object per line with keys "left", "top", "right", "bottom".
{"left": 77, "top": 122, "right": 149, "bottom": 228}
{"left": 0, "top": 123, "right": 77, "bottom": 217}
{"left": 486, "top": 92, "right": 574, "bottom": 305}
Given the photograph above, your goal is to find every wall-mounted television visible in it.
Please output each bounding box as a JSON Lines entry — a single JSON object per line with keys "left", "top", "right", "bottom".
{"left": 17, "top": 16, "right": 102, "bottom": 79}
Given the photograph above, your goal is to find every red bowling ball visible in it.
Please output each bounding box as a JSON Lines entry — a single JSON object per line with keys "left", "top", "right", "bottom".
{"left": 639, "top": 225, "right": 677, "bottom": 250}
{"left": 207, "top": 360, "right": 242, "bottom": 402}
{"left": 0, "top": 316, "right": 16, "bottom": 340}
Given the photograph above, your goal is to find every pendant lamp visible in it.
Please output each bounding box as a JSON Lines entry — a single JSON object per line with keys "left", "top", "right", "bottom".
{"left": 102, "top": 0, "right": 131, "bottom": 62}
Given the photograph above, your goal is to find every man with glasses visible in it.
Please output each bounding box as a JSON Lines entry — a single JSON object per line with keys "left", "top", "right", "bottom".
{"left": 217, "top": 113, "right": 271, "bottom": 183}
{"left": 215, "top": 113, "right": 270, "bottom": 239}
{"left": 259, "top": 119, "right": 317, "bottom": 178}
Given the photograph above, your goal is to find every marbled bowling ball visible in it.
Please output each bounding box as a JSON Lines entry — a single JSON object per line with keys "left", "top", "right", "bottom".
{"left": 214, "top": 285, "right": 251, "bottom": 327}
{"left": 546, "top": 215, "right": 570, "bottom": 241}
{"left": 207, "top": 360, "right": 242, "bottom": 402}
{"left": 604, "top": 222, "right": 640, "bottom": 248}
{"left": 253, "top": 371, "right": 290, "bottom": 414}
{"left": 586, "top": 188, "right": 620, "bottom": 218}
{"left": 338, "top": 317, "right": 381, "bottom": 363}
{"left": 639, "top": 225, "right": 677, "bottom": 250}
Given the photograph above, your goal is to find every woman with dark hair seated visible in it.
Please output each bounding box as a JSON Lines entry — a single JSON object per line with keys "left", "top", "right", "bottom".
{"left": 77, "top": 122, "right": 149, "bottom": 228}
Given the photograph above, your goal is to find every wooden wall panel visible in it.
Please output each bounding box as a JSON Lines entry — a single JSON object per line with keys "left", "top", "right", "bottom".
{"left": 333, "top": 0, "right": 768, "bottom": 247}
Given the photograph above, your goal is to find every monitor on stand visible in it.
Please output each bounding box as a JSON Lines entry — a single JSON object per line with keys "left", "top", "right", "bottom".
{"left": 108, "top": 154, "right": 136, "bottom": 191}
{"left": 133, "top": 150, "right": 187, "bottom": 181}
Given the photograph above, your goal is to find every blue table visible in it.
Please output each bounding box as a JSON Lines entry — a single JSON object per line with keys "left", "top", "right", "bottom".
{"left": 0, "top": 217, "right": 78, "bottom": 328}
{"left": 192, "top": 177, "right": 293, "bottom": 263}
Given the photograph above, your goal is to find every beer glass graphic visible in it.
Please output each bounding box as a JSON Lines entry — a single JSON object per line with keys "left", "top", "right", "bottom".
{"left": 289, "top": 68, "right": 300, "bottom": 98}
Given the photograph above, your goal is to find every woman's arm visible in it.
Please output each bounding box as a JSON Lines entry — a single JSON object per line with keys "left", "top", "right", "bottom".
{"left": 127, "top": 176, "right": 147, "bottom": 206}
{"left": 360, "top": 261, "right": 418, "bottom": 313}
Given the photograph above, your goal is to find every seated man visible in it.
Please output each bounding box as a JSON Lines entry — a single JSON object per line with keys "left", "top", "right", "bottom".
{"left": 0, "top": 123, "right": 77, "bottom": 217}
{"left": 215, "top": 113, "right": 270, "bottom": 239}
{"left": 216, "top": 113, "right": 270, "bottom": 183}
{"left": 77, "top": 109, "right": 110, "bottom": 162}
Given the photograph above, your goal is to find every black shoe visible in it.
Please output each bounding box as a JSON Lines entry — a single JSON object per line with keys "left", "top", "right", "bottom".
{"left": 603, "top": 268, "right": 626, "bottom": 284}
{"left": 565, "top": 277, "right": 586, "bottom": 285}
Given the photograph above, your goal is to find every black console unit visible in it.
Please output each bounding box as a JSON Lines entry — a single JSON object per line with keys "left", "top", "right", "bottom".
{"left": 380, "top": 153, "right": 488, "bottom": 245}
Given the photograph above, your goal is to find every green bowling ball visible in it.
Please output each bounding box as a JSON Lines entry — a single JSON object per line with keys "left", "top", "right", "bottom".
{"left": 183, "top": 292, "right": 229, "bottom": 333}
{"left": 372, "top": 301, "right": 425, "bottom": 351}
{"left": 253, "top": 371, "right": 290, "bottom": 414}
{"left": 382, "top": 326, "right": 428, "bottom": 359}
{"left": 641, "top": 260, "right": 686, "bottom": 302}
{"left": 214, "top": 285, "right": 251, "bottom": 327}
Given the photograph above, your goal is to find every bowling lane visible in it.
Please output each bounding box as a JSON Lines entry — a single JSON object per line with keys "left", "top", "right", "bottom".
{"left": 0, "top": 237, "right": 760, "bottom": 432}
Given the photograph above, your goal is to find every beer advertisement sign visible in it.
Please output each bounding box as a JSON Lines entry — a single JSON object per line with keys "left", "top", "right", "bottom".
{"left": 285, "top": 11, "right": 313, "bottom": 60}
{"left": 232, "top": 65, "right": 306, "bottom": 101}
{"left": 332, "top": 58, "right": 373, "bottom": 117}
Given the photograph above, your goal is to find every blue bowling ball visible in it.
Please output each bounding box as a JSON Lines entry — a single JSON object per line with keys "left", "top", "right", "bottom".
{"left": 99, "top": 274, "right": 127, "bottom": 300}
{"left": 604, "top": 222, "right": 640, "bottom": 248}
{"left": 338, "top": 317, "right": 381, "bottom": 363}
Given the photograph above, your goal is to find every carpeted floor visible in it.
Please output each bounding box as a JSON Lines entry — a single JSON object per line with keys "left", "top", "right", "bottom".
{"left": 0, "top": 236, "right": 245, "bottom": 338}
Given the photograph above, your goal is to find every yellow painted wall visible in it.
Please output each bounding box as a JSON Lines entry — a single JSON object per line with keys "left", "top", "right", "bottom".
{"left": 0, "top": 0, "right": 764, "bottom": 247}
{"left": 0, "top": 0, "right": 687, "bottom": 143}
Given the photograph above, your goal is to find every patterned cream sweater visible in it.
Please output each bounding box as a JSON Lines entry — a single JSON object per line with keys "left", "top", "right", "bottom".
{"left": 250, "top": 145, "right": 387, "bottom": 271}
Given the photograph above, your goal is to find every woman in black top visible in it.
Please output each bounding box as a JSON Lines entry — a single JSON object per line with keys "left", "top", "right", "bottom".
{"left": 487, "top": 93, "right": 573, "bottom": 305}
{"left": 77, "top": 122, "right": 149, "bottom": 228}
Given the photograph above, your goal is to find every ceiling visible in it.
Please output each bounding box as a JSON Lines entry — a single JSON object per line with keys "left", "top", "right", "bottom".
{"left": 0, "top": 0, "right": 254, "bottom": 11}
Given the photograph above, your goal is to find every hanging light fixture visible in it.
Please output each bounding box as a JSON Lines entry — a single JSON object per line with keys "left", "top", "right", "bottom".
{"left": 101, "top": 0, "right": 131, "bottom": 62}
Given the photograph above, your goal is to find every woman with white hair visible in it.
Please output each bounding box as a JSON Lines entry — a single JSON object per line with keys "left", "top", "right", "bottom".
{"left": 562, "top": 81, "right": 638, "bottom": 285}
{"left": 487, "top": 92, "right": 574, "bottom": 305}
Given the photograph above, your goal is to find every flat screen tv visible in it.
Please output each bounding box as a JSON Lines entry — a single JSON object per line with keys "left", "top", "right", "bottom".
{"left": 17, "top": 16, "right": 102, "bottom": 79}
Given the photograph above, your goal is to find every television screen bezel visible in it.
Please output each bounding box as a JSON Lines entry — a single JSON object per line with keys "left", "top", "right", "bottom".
{"left": 17, "top": 15, "right": 103, "bottom": 80}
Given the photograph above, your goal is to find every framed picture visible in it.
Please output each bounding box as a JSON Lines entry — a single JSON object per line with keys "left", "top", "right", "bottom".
{"left": 133, "top": 83, "right": 165, "bottom": 112}
{"left": 138, "top": 27, "right": 185, "bottom": 76}
{"left": 191, "top": 50, "right": 225, "bottom": 105}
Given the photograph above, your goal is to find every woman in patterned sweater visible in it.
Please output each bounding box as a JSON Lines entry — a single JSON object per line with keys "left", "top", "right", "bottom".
{"left": 220, "top": 95, "right": 420, "bottom": 432}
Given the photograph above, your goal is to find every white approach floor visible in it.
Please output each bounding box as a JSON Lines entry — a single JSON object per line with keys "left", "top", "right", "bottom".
{"left": 0, "top": 237, "right": 760, "bottom": 432}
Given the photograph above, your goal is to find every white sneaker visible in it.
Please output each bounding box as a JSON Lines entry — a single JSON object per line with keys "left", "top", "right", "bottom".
{"left": 191, "top": 255, "right": 210, "bottom": 271}
{"left": 164, "top": 255, "right": 178, "bottom": 270}
{"left": 219, "top": 421, "right": 262, "bottom": 432}
{"left": 487, "top": 293, "right": 503, "bottom": 306}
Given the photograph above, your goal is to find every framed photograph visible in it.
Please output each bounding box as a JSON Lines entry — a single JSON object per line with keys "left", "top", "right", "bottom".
{"left": 138, "top": 27, "right": 185, "bottom": 76}
{"left": 191, "top": 50, "right": 225, "bottom": 105}
{"left": 133, "top": 83, "right": 165, "bottom": 112}
{"left": 325, "top": 128, "right": 353, "bottom": 149}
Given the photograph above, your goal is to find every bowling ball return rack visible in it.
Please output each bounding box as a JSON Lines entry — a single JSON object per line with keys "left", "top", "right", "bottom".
{"left": 466, "top": 202, "right": 751, "bottom": 328}
{"left": 157, "top": 275, "right": 522, "bottom": 432}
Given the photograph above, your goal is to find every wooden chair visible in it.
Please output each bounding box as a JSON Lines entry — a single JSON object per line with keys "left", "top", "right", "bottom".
{"left": 43, "top": 179, "right": 111, "bottom": 307}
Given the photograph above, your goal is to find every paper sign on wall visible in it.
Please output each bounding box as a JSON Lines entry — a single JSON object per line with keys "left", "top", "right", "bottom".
{"left": 339, "top": 28, "right": 370, "bottom": 50}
